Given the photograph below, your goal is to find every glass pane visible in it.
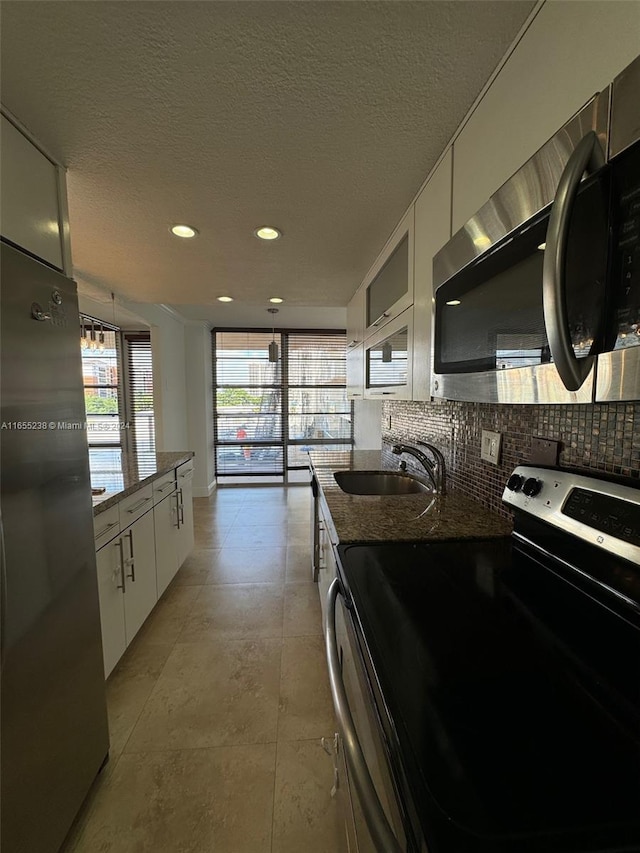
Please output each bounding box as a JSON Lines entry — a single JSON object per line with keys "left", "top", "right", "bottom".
{"left": 89, "top": 448, "right": 124, "bottom": 492}
{"left": 366, "top": 235, "right": 408, "bottom": 326}
{"left": 288, "top": 388, "right": 350, "bottom": 414}
{"left": 288, "top": 358, "right": 346, "bottom": 385}
{"left": 367, "top": 328, "right": 409, "bottom": 388}
{"left": 216, "top": 332, "right": 281, "bottom": 386}
{"left": 86, "top": 414, "right": 121, "bottom": 444}
{"left": 81, "top": 328, "right": 119, "bottom": 384}
{"left": 217, "top": 413, "right": 282, "bottom": 443}
{"left": 84, "top": 386, "right": 119, "bottom": 415}
{"left": 289, "top": 414, "right": 352, "bottom": 441}
{"left": 216, "top": 444, "right": 283, "bottom": 475}
{"left": 287, "top": 443, "right": 351, "bottom": 469}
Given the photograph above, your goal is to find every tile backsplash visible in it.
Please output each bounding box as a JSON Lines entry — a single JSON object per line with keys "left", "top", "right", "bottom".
{"left": 382, "top": 401, "right": 640, "bottom": 519}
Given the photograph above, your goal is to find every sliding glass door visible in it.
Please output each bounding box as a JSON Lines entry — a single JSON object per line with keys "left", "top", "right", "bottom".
{"left": 213, "top": 330, "right": 351, "bottom": 480}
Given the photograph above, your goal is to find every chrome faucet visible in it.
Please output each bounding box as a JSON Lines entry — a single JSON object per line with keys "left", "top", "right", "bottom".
{"left": 392, "top": 441, "right": 446, "bottom": 495}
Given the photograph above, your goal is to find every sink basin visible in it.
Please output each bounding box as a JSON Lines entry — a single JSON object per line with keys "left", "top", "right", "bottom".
{"left": 334, "top": 470, "right": 433, "bottom": 496}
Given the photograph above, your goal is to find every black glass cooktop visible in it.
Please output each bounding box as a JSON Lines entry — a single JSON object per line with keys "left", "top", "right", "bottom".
{"left": 338, "top": 539, "right": 640, "bottom": 853}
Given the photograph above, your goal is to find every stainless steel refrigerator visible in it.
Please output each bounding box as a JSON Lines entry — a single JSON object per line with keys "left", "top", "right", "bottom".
{"left": 1, "top": 241, "right": 109, "bottom": 853}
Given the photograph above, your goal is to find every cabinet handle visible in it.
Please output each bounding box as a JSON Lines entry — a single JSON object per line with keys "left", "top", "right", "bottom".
{"left": 127, "top": 495, "right": 153, "bottom": 514}
{"left": 178, "top": 488, "right": 185, "bottom": 526}
{"left": 351, "top": 393, "right": 362, "bottom": 397}
{"left": 125, "top": 529, "right": 136, "bottom": 582}
{"left": 369, "top": 391, "right": 395, "bottom": 396}
{"left": 115, "top": 539, "right": 125, "bottom": 592}
{"left": 347, "top": 339, "right": 359, "bottom": 348}
{"left": 156, "top": 482, "right": 175, "bottom": 494}
{"left": 371, "top": 312, "right": 390, "bottom": 327}
{"left": 179, "top": 470, "right": 193, "bottom": 480}
{"left": 174, "top": 491, "right": 181, "bottom": 529}
{"left": 97, "top": 519, "right": 119, "bottom": 538}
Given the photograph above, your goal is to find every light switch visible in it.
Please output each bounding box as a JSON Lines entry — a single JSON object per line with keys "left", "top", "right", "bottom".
{"left": 481, "top": 429, "right": 502, "bottom": 465}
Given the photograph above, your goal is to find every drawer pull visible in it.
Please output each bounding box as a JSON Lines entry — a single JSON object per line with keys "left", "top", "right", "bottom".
{"left": 371, "top": 312, "right": 390, "bottom": 327}
{"left": 96, "top": 520, "right": 119, "bottom": 537}
{"left": 127, "top": 495, "right": 153, "bottom": 514}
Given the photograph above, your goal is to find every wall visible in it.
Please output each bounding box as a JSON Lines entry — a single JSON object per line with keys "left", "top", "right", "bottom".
{"left": 353, "top": 399, "right": 382, "bottom": 450}
{"left": 383, "top": 401, "right": 640, "bottom": 519}
{"left": 127, "top": 303, "right": 188, "bottom": 452}
{"left": 185, "top": 323, "right": 216, "bottom": 497}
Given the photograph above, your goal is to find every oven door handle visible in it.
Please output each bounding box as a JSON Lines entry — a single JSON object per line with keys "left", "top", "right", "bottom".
{"left": 542, "top": 130, "right": 604, "bottom": 392}
{"left": 325, "top": 578, "right": 403, "bottom": 853}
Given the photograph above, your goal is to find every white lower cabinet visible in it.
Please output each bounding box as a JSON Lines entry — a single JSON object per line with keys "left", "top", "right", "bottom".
{"left": 94, "top": 461, "right": 195, "bottom": 678}
{"left": 176, "top": 460, "right": 195, "bottom": 566}
{"left": 121, "top": 510, "right": 157, "bottom": 644}
{"left": 154, "top": 490, "right": 179, "bottom": 598}
{"left": 96, "top": 508, "right": 157, "bottom": 678}
{"left": 95, "top": 537, "right": 127, "bottom": 678}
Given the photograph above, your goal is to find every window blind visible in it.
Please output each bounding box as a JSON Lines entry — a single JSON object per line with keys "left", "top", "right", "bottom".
{"left": 124, "top": 333, "right": 155, "bottom": 467}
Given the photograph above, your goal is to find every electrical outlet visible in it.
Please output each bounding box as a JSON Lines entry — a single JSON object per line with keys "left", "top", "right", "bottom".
{"left": 480, "top": 429, "right": 502, "bottom": 465}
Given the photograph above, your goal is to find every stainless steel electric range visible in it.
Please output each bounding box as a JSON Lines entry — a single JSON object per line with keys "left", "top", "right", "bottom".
{"left": 328, "top": 466, "right": 640, "bottom": 853}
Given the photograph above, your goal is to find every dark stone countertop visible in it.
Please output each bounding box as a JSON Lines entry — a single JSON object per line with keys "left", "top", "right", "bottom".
{"left": 309, "top": 449, "right": 512, "bottom": 544}
{"left": 92, "top": 451, "right": 194, "bottom": 516}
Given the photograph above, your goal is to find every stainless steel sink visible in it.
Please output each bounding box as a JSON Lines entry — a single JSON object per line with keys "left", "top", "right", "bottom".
{"left": 333, "top": 470, "right": 433, "bottom": 496}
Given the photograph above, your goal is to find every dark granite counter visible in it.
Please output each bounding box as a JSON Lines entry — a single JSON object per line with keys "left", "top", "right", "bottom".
{"left": 92, "top": 451, "right": 194, "bottom": 516}
{"left": 310, "top": 449, "right": 511, "bottom": 544}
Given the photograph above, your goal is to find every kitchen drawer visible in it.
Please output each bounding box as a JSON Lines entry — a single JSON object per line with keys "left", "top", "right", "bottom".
{"left": 176, "top": 459, "right": 194, "bottom": 483}
{"left": 94, "top": 504, "right": 120, "bottom": 550}
{"left": 153, "top": 471, "right": 177, "bottom": 505}
{"left": 118, "top": 484, "right": 154, "bottom": 528}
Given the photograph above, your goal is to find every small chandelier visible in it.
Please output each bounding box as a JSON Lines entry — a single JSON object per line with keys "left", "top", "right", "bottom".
{"left": 267, "top": 307, "right": 279, "bottom": 362}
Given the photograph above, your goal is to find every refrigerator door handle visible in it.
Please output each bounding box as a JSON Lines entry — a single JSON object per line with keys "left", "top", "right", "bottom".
{"left": 542, "top": 130, "right": 604, "bottom": 391}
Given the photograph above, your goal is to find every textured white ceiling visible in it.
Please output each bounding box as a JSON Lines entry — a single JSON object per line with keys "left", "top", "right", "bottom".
{"left": 1, "top": 0, "right": 535, "bottom": 323}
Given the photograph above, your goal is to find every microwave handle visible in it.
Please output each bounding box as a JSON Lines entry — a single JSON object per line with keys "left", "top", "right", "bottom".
{"left": 325, "top": 578, "right": 403, "bottom": 853}
{"left": 542, "top": 130, "right": 604, "bottom": 391}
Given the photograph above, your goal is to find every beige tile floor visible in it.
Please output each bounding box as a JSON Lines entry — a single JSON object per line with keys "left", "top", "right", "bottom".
{"left": 62, "top": 484, "right": 347, "bottom": 853}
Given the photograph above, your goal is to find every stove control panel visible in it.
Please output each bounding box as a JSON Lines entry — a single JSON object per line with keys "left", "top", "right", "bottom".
{"left": 502, "top": 466, "right": 640, "bottom": 565}
{"left": 563, "top": 488, "right": 640, "bottom": 548}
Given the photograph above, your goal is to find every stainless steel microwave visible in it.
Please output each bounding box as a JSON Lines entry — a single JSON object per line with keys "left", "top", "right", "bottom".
{"left": 432, "top": 54, "right": 640, "bottom": 404}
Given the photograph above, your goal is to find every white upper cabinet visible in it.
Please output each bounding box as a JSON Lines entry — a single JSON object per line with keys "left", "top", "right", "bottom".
{"left": 346, "top": 343, "right": 364, "bottom": 400}
{"left": 412, "top": 150, "right": 452, "bottom": 401}
{"left": 1, "top": 115, "right": 64, "bottom": 270}
{"left": 451, "top": 1, "right": 640, "bottom": 231}
{"left": 346, "top": 285, "right": 365, "bottom": 350}
{"left": 363, "top": 208, "right": 414, "bottom": 338}
{"left": 364, "top": 307, "right": 413, "bottom": 401}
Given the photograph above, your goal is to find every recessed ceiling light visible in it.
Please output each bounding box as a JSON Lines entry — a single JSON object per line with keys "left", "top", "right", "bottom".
{"left": 269, "top": 297, "right": 284, "bottom": 303}
{"left": 217, "top": 296, "right": 234, "bottom": 303}
{"left": 446, "top": 299, "right": 461, "bottom": 306}
{"left": 255, "top": 226, "right": 281, "bottom": 241}
{"left": 171, "top": 224, "right": 198, "bottom": 238}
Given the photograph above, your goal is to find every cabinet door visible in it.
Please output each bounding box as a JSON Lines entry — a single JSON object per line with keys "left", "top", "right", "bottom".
{"left": 450, "top": 2, "right": 640, "bottom": 231}
{"left": 363, "top": 208, "right": 414, "bottom": 338}
{"left": 122, "top": 511, "right": 157, "bottom": 644}
{"left": 154, "top": 490, "right": 180, "bottom": 598}
{"left": 346, "top": 343, "right": 364, "bottom": 400}
{"left": 317, "top": 508, "right": 337, "bottom": 631}
{"left": 0, "top": 115, "right": 63, "bottom": 270}
{"left": 346, "top": 286, "right": 365, "bottom": 349}
{"left": 413, "top": 150, "right": 452, "bottom": 400}
{"left": 364, "top": 307, "right": 413, "bottom": 401}
{"left": 176, "top": 462, "right": 195, "bottom": 566}
{"left": 95, "top": 538, "right": 126, "bottom": 678}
